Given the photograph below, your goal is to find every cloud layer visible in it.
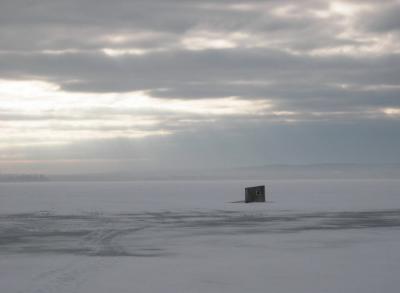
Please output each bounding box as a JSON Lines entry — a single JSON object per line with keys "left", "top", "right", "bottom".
{"left": 1, "top": 0, "right": 400, "bottom": 172}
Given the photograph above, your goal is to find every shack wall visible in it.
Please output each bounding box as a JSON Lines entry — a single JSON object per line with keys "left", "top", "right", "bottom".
{"left": 245, "top": 185, "right": 265, "bottom": 203}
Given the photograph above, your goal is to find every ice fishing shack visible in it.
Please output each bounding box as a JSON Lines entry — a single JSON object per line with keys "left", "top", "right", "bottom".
{"left": 245, "top": 185, "right": 266, "bottom": 203}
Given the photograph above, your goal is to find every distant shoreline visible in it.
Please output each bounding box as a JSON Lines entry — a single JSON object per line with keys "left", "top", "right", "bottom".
{"left": 2, "top": 164, "right": 400, "bottom": 182}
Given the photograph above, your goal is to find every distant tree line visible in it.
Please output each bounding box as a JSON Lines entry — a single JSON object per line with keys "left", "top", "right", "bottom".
{"left": 0, "top": 174, "right": 49, "bottom": 182}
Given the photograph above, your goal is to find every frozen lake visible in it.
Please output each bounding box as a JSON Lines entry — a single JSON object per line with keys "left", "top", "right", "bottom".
{"left": 1, "top": 180, "right": 400, "bottom": 293}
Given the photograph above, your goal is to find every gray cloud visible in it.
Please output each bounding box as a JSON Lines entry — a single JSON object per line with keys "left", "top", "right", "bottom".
{"left": 1, "top": 48, "right": 399, "bottom": 115}
{"left": 0, "top": 0, "right": 395, "bottom": 53}
{"left": 358, "top": 3, "right": 400, "bottom": 33}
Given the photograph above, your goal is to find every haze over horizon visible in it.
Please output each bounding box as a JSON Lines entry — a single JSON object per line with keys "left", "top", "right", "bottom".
{"left": 1, "top": 0, "right": 400, "bottom": 174}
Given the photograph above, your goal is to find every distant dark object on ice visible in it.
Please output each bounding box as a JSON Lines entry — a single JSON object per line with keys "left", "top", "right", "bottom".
{"left": 245, "top": 185, "right": 266, "bottom": 203}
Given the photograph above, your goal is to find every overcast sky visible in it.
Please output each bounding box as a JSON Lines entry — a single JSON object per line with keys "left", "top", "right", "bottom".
{"left": 1, "top": 0, "right": 400, "bottom": 174}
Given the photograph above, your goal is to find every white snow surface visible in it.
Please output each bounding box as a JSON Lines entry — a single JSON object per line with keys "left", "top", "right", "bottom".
{"left": 1, "top": 179, "right": 400, "bottom": 293}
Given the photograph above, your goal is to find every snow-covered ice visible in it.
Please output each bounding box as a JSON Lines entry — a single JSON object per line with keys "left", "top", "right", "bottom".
{"left": 1, "top": 179, "right": 400, "bottom": 293}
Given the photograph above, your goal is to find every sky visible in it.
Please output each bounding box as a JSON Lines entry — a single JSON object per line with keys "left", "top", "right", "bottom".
{"left": 1, "top": 0, "right": 400, "bottom": 174}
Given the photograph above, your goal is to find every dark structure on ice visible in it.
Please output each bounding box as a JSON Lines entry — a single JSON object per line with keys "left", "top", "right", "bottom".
{"left": 245, "top": 185, "right": 265, "bottom": 203}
